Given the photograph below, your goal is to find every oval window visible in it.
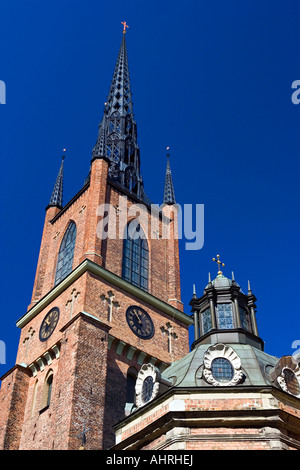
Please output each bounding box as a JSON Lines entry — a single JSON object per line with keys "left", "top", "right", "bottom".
{"left": 211, "top": 357, "right": 234, "bottom": 383}
{"left": 283, "top": 368, "right": 300, "bottom": 396}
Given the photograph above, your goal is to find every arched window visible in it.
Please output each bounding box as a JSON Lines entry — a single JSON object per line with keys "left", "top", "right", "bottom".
{"left": 122, "top": 223, "right": 149, "bottom": 291}
{"left": 46, "top": 374, "right": 53, "bottom": 407}
{"left": 31, "top": 379, "right": 38, "bottom": 417}
{"left": 55, "top": 221, "right": 76, "bottom": 285}
{"left": 41, "top": 371, "right": 54, "bottom": 410}
{"left": 126, "top": 367, "right": 138, "bottom": 404}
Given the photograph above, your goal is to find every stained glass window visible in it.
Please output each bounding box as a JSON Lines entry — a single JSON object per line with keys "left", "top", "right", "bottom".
{"left": 54, "top": 221, "right": 77, "bottom": 286}
{"left": 201, "top": 308, "right": 212, "bottom": 335}
{"left": 122, "top": 224, "right": 149, "bottom": 291}
{"left": 211, "top": 358, "right": 234, "bottom": 383}
{"left": 217, "top": 303, "right": 234, "bottom": 329}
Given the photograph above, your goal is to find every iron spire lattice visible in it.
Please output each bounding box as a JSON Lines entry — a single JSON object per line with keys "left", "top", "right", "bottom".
{"left": 49, "top": 151, "right": 65, "bottom": 208}
{"left": 92, "top": 30, "right": 150, "bottom": 204}
{"left": 163, "top": 149, "right": 176, "bottom": 205}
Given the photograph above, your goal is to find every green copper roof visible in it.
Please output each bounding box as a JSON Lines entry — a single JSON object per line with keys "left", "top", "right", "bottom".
{"left": 162, "top": 343, "right": 279, "bottom": 389}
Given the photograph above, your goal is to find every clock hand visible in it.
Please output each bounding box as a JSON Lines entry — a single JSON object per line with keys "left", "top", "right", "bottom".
{"left": 133, "top": 311, "right": 142, "bottom": 324}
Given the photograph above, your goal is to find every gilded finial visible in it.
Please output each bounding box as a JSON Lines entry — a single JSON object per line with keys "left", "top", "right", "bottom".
{"left": 212, "top": 254, "right": 225, "bottom": 275}
{"left": 121, "top": 21, "right": 129, "bottom": 33}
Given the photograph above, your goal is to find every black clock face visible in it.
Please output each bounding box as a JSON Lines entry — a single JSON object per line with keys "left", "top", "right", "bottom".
{"left": 126, "top": 306, "right": 154, "bottom": 339}
{"left": 39, "top": 308, "right": 59, "bottom": 342}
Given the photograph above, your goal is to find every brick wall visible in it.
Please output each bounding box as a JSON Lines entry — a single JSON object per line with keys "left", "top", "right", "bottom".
{"left": 0, "top": 365, "right": 31, "bottom": 449}
{"left": 114, "top": 391, "right": 300, "bottom": 450}
{"left": 15, "top": 313, "right": 110, "bottom": 450}
{"left": 29, "top": 157, "right": 182, "bottom": 312}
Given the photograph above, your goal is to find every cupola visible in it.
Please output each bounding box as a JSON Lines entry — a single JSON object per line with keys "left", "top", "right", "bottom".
{"left": 190, "top": 255, "right": 263, "bottom": 350}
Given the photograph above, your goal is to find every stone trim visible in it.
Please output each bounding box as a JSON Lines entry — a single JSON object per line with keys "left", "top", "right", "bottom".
{"left": 28, "top": 342, "right": 61, "bottom": 377}
{"left": 135, "top": 364, "right": 161, "bottom": 408}
{"left": 0, "top": 363, "right": 31, "bottom": 382}
{"left": 202, "top": 343, "right": 244, "bottom": 387}
{"left": 59, "top": 311, "right": 112, "bottom": 333}
{"left": 113, "top": 390, "right": 300, "bottom": 450}
{"left": 108, "top": 335, "right": 169, "bottom": 372}
{"left": 17, "top": 259, "right": 193, "bottom": 328}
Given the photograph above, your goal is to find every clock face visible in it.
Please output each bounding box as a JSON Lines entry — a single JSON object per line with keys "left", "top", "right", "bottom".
{"left": 126, "top": 306, "right": 154, "bottom": 340}
{"left": 39, "top": 308, "right": 59, "bottom": 342}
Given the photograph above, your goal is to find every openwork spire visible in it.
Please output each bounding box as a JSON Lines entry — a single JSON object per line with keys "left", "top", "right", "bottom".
{"left": 92, "top": 26, "right": 150, "bottom": 205}
{"left": 49, "top": 154, "right": 65, "bottom": 208}
{"left": 105, "top": 31, "right": 133, "bottom": 120}
{"left": 163, "top": 151, "right": 176, "bottom": 205}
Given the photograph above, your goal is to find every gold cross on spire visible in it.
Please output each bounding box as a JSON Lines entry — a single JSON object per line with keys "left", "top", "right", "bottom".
{"left": 121, "top": 21, "right": 129, "bottom": 33}
{"left": 212, "top": 254, "right": 225, "bottom": 275}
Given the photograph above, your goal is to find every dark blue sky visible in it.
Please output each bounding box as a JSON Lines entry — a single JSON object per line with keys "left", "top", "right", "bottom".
{"left": 1, "top": 0, "right": 300, "bottom": 374}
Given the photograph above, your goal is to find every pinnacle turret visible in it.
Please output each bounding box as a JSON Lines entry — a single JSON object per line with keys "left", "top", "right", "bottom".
{"left": 163, "top": 151, "right": 176, "bottom": 205}
{"left": 49, "top": 154, "right": 65, "bottom": 208}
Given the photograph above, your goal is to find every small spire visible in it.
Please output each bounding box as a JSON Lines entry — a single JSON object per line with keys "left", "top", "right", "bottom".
{"left": 232, "top": 271, "right": 235, "bottom": 281}
{"left": 193, "top": 284, "right": 197, "bottom": 298}
{"left": 49, "top": 150, "right": 65, "bottom": 208}
{"left": 92, "top": 112, "right": 107, "bottom": 159}
{"left": 248, "top": 280, "right": 252, "bottom": 294}
{"left": 163, "top": 148, "right": 176, "bottom": 204}
{"left": 208, "top": 272, "right": 212, "bottom": 283}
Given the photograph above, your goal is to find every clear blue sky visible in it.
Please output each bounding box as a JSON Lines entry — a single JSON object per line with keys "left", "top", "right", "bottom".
{"left": 1, "top": 0, "right": 300, "bottom": 375}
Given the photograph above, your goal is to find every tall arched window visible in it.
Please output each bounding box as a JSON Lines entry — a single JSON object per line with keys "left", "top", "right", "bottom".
{"left": 31, "top": 379, "right": 38, "bottom": 417}
{"left": 122, "top": 223, "right": 149, "bottom": 291}
{"left": 55, "top": 221, "right": 77, "bottom": 285}
{"left": 41, "top": 371, "right": 54, "bottom": 410}
{"left": 126, "top": 367, "right": 138, "bottom": 404}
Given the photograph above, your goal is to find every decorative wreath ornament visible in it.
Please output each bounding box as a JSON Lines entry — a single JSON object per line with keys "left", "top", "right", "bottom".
{"left": 270, "top": 356, "right": 300, "bottom": 398}
{"left": 135, "top": 364, "right": 161, "bottom": 408}
{"left": 203, "top": 343, "right": 244, "bottom": 386}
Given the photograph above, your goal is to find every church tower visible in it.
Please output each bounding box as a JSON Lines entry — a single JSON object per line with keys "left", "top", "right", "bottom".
{"left": 0, "top": 26, "right": 192, "bottom": 450}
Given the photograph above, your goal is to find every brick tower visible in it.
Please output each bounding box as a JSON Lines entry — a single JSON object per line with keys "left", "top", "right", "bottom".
{"left": 0, "top": 27, "right": 192, "bottom": 450}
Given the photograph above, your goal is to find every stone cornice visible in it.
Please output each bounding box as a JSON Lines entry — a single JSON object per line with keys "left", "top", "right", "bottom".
{"left": 60, "top": 311, "right": 112, "bottom": 333}
{"left": 113, "top": 387, "right": 300, "bottom": 450}
{"left": 16, "top": 259, "right": 193, "bottom": 329}
{"left": 0, "top": 363, "right": 31, "bottom": 382}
